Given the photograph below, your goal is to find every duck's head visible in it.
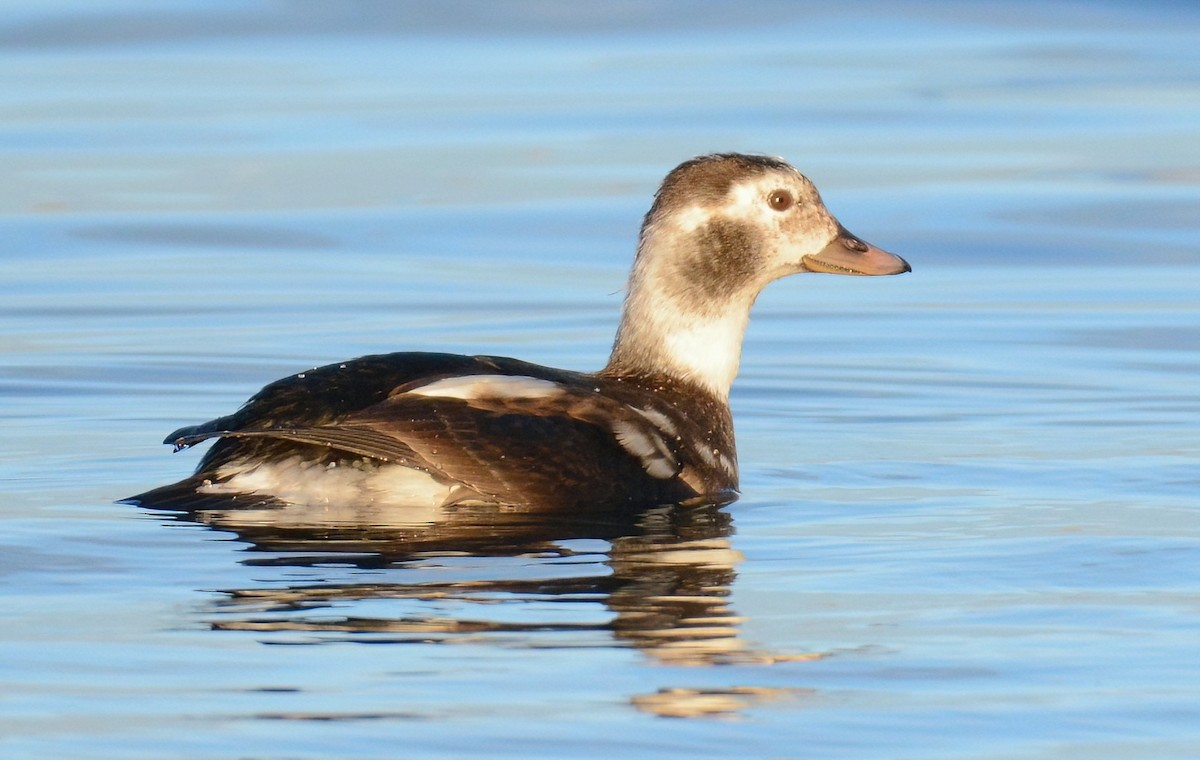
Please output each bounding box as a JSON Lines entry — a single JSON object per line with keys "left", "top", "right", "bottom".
{"left": 639, "top": 153, "right": 910, "bottom": 289}
{"left": 608, "top": 153, "right": 911, "bottom": 397}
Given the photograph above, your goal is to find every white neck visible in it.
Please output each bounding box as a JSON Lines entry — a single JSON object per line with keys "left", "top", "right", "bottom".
{"left": 604, "top": 234, "right": 756, "bottom": 399}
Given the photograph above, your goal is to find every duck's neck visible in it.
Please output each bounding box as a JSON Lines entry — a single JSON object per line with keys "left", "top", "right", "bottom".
{"left": 603, "top": 236, "right": 755, "bottom": 401}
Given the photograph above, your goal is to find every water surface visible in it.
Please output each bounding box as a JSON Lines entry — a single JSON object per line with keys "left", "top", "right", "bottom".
{"left": 2, "top": 2, "right": 1199, "bottom": 758}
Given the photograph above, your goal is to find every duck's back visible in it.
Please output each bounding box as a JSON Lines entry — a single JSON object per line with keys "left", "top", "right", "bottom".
{"left": 129, "top": 352, "right": 739, "bottom": 512}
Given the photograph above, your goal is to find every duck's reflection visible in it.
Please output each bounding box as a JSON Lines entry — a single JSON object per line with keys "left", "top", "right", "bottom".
{"left": 163, "top": 499, "right": 758, "bottom": 667}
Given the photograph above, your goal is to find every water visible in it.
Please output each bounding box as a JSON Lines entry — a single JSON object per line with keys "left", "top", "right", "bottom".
{"left": 2, "top": 2, "right": 1199, "bottom": 758}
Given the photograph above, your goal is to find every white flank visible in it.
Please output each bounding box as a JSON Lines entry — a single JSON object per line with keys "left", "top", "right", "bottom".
{"left": 406, "top": 374, "right": 565, "bottom": 401}
{"left": 692, "top": 442, "right": 736, "bottom": 477}
{"left": 718, "top": 452, "right": 736, "bottom": 476}
{"left": 611, "top": 419, "right": 677, "bottom": 479}
{"left": 202, "top": 456, "right": 454, "bottom": 509}
{"left": 634, "top": 406, "right": 679, "bottom": 438}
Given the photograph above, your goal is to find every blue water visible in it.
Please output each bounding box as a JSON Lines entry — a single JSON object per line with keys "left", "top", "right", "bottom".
{"left": 2, "top": 2, "right": 1199, "bottom": 758}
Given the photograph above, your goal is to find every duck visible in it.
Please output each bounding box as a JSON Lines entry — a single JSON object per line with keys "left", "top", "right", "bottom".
{"left": 127, "top": 153, "right": 910, "bottom": 513}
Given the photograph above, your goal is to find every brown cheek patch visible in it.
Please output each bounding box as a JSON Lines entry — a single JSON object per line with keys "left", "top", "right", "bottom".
{"left": 669, "top": 220, "right": 763, "bottom": 315}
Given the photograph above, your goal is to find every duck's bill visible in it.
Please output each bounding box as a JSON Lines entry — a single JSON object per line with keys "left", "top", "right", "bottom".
{"left": 801, "top": 224, "right": 911, "bottom": 276}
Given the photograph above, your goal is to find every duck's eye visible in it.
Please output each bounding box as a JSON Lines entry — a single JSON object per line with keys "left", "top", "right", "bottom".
{"left": 767, "top": 189, "right": 794, "bottom": 212}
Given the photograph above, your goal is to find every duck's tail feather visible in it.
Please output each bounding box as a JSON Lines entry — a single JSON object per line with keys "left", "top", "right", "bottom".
{"left": 119, "top": 475, "right": 283, "bottom": 513}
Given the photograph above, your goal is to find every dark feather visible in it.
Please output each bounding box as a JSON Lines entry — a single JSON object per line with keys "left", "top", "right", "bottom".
{"left": 173, "top": 426, "right": 425, "bottom": 467}
{"left": 132, "top": 353, "right": 738, "bottom": 512}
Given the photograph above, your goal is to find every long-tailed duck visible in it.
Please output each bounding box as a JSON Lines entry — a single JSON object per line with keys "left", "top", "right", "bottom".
{"left": 127, "top": 154, "right": 910, "bottom": 512}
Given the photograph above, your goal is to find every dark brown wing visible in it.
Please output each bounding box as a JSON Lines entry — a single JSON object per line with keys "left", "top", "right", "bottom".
{"left": 138, "top": 352, "right": 738, "bottom": 511}
{"left": 336, "top": 389, "right": 699, "bottom": 509}
{"left": 169, "top": 426, "right": 425, "bottom": 467}
{"left": 168, "top": 353, "right": 577, "bottom": 472}
{"left": 165, "top": 353, "right": 512, "bottom": 449}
